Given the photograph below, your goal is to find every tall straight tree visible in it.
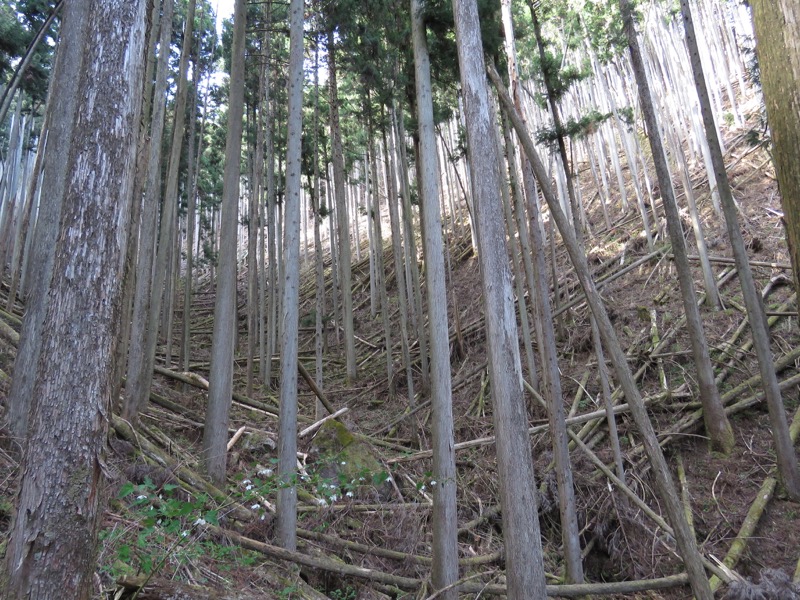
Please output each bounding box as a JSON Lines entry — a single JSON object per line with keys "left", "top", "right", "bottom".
{"left": 276, "top": 0, "right": 304, "bottom": 552}
{"left": 410, "top": 0, "right": 458, "bottom": 594}
{"left": 327, "top": 27, "right": 357, "bottom": 382}
{"left": 621, "top": 0, "right": 734, "bottom": 454}
{"left": 451, "top": 0, "right": 548, "bottom": 596}
{"left": 679, "top": 0, "right": 800, "bottom": 499}
{"left": 749, "top": 0, "right": 800, "bottom": 297}
{"left": 123, "top": 0, "right": 175, "bottom": 421}
{"left": 2, "top": 0, "right": 147, "bottom": 594}
{"left": 202, "top": 0, "right": 246, "bottom": 487}
{"left": 145, "top": 0, "right": 196, "bottom": 383}
{"left": 7, "top": 0, "right": 91, "bottom": 442}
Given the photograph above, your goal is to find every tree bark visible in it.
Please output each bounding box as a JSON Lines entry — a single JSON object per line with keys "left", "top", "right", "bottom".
{"left": 276, "top": 0, "right": 304, "bottom": 552}
{"left": 750, "top": 0, "right": 800, "bottom": 298}
{"left": 452, "top": 2, "right": 549, "bottom": 597}
{"left": 327, "top": 28, "right": 357, "bottom": 382}
{"left": 2, "top": 0, "right": 146, "bottom": 595}
{"left": 203, "top": 0, "right": 246, "bottom": 487}
{"left": 7, "top": 0, "right": 91, "bottom": 443}
{"left": 410, "top": 0, "right": 459, "bottom": 594}
{"left": 124, "top": 0, "right": 176, "bottom": 421}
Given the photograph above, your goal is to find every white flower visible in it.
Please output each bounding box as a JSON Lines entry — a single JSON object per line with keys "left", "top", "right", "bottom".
{"left": 251, "top": 504, "right": 260, "bottom": 510}
{"left": 257, "top": 468, "right": 273, "bottom": 477}
{"left": 245, "top": 484, "right": 254, "bottom": 491}
{"left": 345, "top": 491, "right": 354, "bottom": 498}
{"left": 260, "top": 514, "right": 266, "bottom": 520}
{"left": 181, "top": 530, "right": 189, "bottom": 538}
{"left": 340, "top": 461, "right": 347, "bottom": 465}
{"left": 242, "top": 479, "right": 251, "bottom": 485}
{"left": 314, "top": 498, "right": 328, "bottom": 506}
{"left": 136, "top": 494, "right": 147, "bottom": 500}
{"left": 193, "top": 518, "right": 207, "bottom": 526}
{"left": 430, "top": 480, "right": 437, "bottom": 486}
{"left": 420, "top": 485, "right": 426, "bottom": 491}
{"left": 330, "top": 494, "right": 338, "bottom": 502}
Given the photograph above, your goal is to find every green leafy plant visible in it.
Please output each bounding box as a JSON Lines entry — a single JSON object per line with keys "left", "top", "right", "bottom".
{"left": 329, "top": 586, "right": 357, "bottom": 600}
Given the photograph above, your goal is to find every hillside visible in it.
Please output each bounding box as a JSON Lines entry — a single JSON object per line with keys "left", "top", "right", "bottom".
{"left": 1, "top": 92, "right": 798, "bottom": 599}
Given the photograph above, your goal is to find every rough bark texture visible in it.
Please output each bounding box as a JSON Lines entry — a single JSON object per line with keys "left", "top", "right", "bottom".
{"left": 411, "top": 0, "right": 459, "bottom": 594}
{"left": 2, "top": 0, "right": 147, "bottom": 595}
{"left": 451, "top": 1, "right": 548, "bottom": 597}
{"left": 750, "top": 0, "right": 800, "bottom": 298}
{"left": 203, "top": 0, "right": 246, "bottom": 487}
{"left": 276, "top": 0, "right": 304, "bottom": 552}
{"left": 7, "top": 0, "right": 90, "bottom": 443}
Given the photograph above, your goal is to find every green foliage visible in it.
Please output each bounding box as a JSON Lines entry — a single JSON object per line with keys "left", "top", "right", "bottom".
{"left": 329, "top": 586, "right": 357, "bottom": 600}
{"left": 0, "top": 0, "right": 58, "bottom": 106}
{"left": 536, "top": 108, "right": 613, "bottom": 147}
{"left": 100, "top": 478, "right": 224, "bottom": 581}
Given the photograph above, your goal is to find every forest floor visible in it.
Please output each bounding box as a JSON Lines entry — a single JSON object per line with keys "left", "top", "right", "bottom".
{"left": 1, "top": 103, "right": 800, "bottom": 600}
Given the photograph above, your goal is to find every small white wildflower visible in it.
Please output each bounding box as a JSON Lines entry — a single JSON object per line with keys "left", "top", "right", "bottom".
{"left": 430, "top": 480, "right": 437, "bottom": 486}
{"left": 257, "top": 468, "right": 273, "bottom": 477}
{"left": 245, "top": 484, "right": 254, "bottom": 491}
{"left": 340, "top": 461, "right": 347, "bottom": 465}
{"left": 345, "top": 491, "right": 354, "bottom": 498}
{"left": 193, "top": 517, "right": 207, "bottom": 526}
{"left": 420, "top": 485, "right": 426, "bottom": 492}
{"left": 314, "top": 498, "right": 328, "bottom": 506}
{"left": 242, "top": 479, "right": 251, "bottom": 485}
{"left": 136, "top": 494, "right": 147, "bottom": 500}
{"left": 260, "top": 514, "right": 266, "bottom": 520}
{"left": 385, "top": 476, "right": 393, "bottom": 482}
{"left": 358, "top": 477, "right": 365, "bottom": 482}
{"left": 251, "top": 504, "right": 260, "bottom": 511}
{"left": 181, "top": 530, "right": 189, "bottom": 538}
{"left": 330, "top": 494, "right": 338, "bottom": 502}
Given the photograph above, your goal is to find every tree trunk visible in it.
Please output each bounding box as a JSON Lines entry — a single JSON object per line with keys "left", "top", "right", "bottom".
{"left": 750, "top": 0, "right": 800, "bottom": 298}
{"left": 504, "top": 4, "right": 585, "bottom": 579}
{"left": 490, "top": 61, "right": 714, "bottom": 600}
{"left": 276, "top": 0, "right": 304, "bottom": 552}
{"left": 411, "top": 0, "right": 459, "bottom": 594}
{"left": 452, "top": 2, "right": 548, "bottom": 596}
{"left": 123, "top": 0, "right": 176, "bottom": 421}
{"left": 681, "top": 0, "right": 800, "bottom": 499}
{"left": 327, "top": 28, "right": 357, "bottom": 382}
{"left": 623, "top": 0, "right": 734, "bottom": 455}
{"left": 7, "top": 1, "right": 91, "bottom": 443}
{"left": 2, "top": 0, "right": 146, "bottom": 595}
{"left": 203, "top": 0, "right": 246, "bottom": 487}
